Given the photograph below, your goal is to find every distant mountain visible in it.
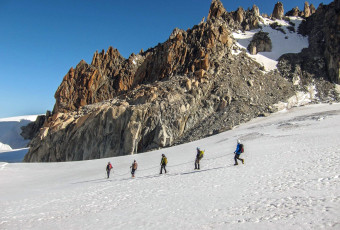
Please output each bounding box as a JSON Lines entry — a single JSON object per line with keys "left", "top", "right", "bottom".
{"left": 0, "top": 115, "right": 38, "bottom": 162}
{"left": 0, "top": 115, "right": 38, "bottom": 150}
{"left": 0, "top": 142, "right": 12, "bottom": 152}
{"left": 24, "top": 0, "right": 340, "bottom": 162}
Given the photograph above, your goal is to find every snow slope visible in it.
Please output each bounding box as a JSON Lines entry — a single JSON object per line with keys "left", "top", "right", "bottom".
{"left": 233, "top": 17, "right": 308, "bottom": 71}
{"left": 0, "top": 104, "right": 339, "bottom": 229}
{"left": 0, "top": 115, "right": 38, "bottom": 162}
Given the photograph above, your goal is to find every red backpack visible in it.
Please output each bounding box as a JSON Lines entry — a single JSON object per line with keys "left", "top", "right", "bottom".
{"left": 240, "top": 144, "right": 244, "bottom": 153}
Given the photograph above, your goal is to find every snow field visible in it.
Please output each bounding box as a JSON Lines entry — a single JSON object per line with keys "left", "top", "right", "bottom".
{"left": 232, "top": 16, "right": 309, "bottom": 71}
{"left": 0, "top": 104, "right": 339, "bottom": 229}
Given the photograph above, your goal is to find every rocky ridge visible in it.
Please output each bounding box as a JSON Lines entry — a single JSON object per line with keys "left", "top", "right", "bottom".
{"left": 285, "top": 2, "right": 316, "bottom": 17}
{"left": 24, "top": 0, "right": 340, "bottom": 162}
{"left": 279, "top": 0, "right": 340, "bottom": 88}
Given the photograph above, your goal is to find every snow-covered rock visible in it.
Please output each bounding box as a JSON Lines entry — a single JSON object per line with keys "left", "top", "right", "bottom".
{"left": 232, "top": 16, "right": 308, "bottom": 71}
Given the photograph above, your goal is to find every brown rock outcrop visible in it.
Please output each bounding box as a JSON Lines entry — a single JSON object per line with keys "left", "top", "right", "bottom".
{"left": 304, "top": 1, "right": 311, "bottom": 17}
{"left": 20, "top": 114, "right": 47, "bottom": 140}
{"left": 235, "top": 7, "right": 245, "bottom": 23}
{"left": 286, "top": 6, "right": 300, "bottom": 16}
{"left": 53, "top": 47, "right": 137, "bottom": 113}
{"left": 252, "top": 5, "right": 260, "bottom": 17}
{"left": 54, "top": 2, "right": 237, "bottom": 114}
{"left": 25, "top": 51, "right": 298, "bottom": 162}
{"left": 286, "top": 2, "right": 316, "bottom": 18}
{"left": 272, "top": 2, "right": 284, "bottom": 19}
{"left": 310, "top": 4, "right": 316, "bottom": 14}
{"left": 207, "top": 0, "right": 227, "bottom": 20}
{"left": 248, "top": 31, "right": 272, "bottom": 55}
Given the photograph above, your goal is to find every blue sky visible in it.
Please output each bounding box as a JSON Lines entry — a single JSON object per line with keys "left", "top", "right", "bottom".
{"left": 0, "top": 0, "right": 333, "bottom": 118}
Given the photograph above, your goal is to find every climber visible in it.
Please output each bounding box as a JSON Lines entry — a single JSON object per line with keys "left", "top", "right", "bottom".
{"left": 106, "top": 161, "right": 113, "bottom": 178}
{"left": 130, "top": 160, "right": 138, "bottom": 178}
{"left": 195, "top": 147, "right": 204, "bottom": 170}
{"left": 234, "top": 139, "right": 244, "bottom": 166}
{"left": 160, "top": 154, "right": 168, "bottom": 174}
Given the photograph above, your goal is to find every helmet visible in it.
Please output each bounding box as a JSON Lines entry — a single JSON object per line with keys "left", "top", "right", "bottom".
{"left": 197, "top": 147, "right": 200, "bottom": 150}
{"left": 237, "top": 139, "right": 241, "bottom": 144}
{"left": 162, "top": 154, "right": 165, "bottom": 156}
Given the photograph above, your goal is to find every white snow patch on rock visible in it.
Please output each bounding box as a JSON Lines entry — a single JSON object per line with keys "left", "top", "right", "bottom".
{"left": 274, "top": 85, "right": 317, "bottom": 111}
{"left": 232, "top": 17, "right": 308, "bottom": 71}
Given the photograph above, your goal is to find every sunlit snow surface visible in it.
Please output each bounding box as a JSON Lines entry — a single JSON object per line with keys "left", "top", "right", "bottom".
{"left": 0, "top": 104, "right": 339, "bottom": 229}
{"left": 232, "top": 17, "right": 309, "bottom": 71}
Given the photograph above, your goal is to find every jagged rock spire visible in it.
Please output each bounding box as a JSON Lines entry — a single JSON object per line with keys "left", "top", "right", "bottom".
{"left": 252, "top": 5, "right": 260, "bottom": 17}
{"left": 235, "top": 7, "right": 245, "bottom": 23}
{"left": 286, "top": 6, "right": 300, "bottom": 17}
{"left": 304, "top": 1, "right": 311, "bottom": 17}
{"left": 272, "top": 2, "right": 284, "bottom": 19}
{"left": 207, "top": 0, "right": 227, "bottom": 20}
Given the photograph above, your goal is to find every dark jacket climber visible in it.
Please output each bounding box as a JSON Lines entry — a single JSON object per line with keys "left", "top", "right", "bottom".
{"left": 130, "top": 160, "right": 138, "bottom": 178}
{"left": 106, "top": 162, "right": 113, "bottom": 178}
{"left": 234, "top": 140, "right": 244, "bottom": 165}
{"left": 195, "top": 147, "right": 204, "bottom": 170}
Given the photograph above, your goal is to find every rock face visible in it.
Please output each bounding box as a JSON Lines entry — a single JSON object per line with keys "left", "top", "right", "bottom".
{"left": 310, "top": 4, "right": 316, "bottom": 14}
{"left": 247, "top": 31, "right": 272, "bottom": 55}
{"left": 233, "top": 5, "right": 261, "bottom": 31}
{"left": 53, "top": 0, "right": 262, "bottom": 115}
{"left": 304, "top": 1, "right": 311, "bottom": 17}
{"left": 24, "top": 0, "right": 339, "bottom": 162}
{"left": 21, "top": 114, "right": 47, "bottom": 140}
{"left": 54, "top": 48, "right": 140, "bottom": 113}
{"left": 286, "top": 7, "right": 300, "bottom": 17}
{"left": 24, "top": 51, "right": 295, "bottom": 162}
{"left": 281, "top": 0, "right": 340, "bottom": 85}
{"left": 272, "top": 2, "right": 284, "bottom": 19}
{"left": 207, "top": 0, "right": 227, "bottom": 20}
{"left": 285, "top": 2, "right": 317, "bottom": 17}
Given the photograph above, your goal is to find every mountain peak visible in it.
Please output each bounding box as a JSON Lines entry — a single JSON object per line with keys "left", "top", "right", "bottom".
{"left": 272, "top": 2, "right": 284, "bottom": 19}
{"left": 207, "top": 0, "right": 227, "bottom": 20}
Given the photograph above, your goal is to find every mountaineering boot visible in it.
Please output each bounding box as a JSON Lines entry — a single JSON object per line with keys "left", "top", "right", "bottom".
{"left": 242, "top": 159, "right": 244, "bottom": 164}
{"left": 234, "top": 163, "right": 238, "bottom": 166}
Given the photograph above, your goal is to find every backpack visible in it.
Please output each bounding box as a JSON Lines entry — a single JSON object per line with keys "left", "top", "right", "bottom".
{"left": 163, "top": 157, "right": 168, "bottom": 165}
{"left": 199, "top": 150, "right": 204, "bottom": 159}
{"left": 240, "top": 144, "right": 244, "bottom": 153}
